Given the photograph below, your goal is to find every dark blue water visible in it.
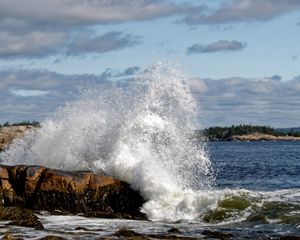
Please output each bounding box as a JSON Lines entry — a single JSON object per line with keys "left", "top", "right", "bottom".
{"left": 208, "top": 141, "right": 300, "bottom": 191}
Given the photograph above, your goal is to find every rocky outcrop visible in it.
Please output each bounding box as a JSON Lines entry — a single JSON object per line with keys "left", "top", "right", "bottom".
{"left": 0, "top": 206, "right": 44, "bottom": 230}
{"left": 0, "top": 126, "right": 34, "bottom": 151}
{"left": 231, "top": 133, "right": 300, "bottom": 141}
{"left": 0, "top": 165, "right": 146, "bottom": 220}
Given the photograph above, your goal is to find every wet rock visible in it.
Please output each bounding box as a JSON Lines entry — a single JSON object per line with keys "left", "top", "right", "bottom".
{"left": 1, "top": 233, "right": 23, "bottom": 240}
{"left": 0, "top": 206, "right": 36, "bottom": 221}
{"left": 202, "top": 230, "right": 234, "bottom": 239}
{"left": 167, "top": 228, "right": 181, "bottom": 234}
{"left": 1, "top": 232, "right": 24, "bottom": 240}
{"left": 114, "top": 227, "right": 144, "bottom": 237}
{"left": 247, "top": 214, "right": 268, "bottom": 223}
{"left": 38, "top": 237, "right": 67, "bottom": 240}
{"left": 86, "top": 210, "right": 146, "bottom": 220}
{"left": 7, "top": 219, "right": 44, "bottom": 230}
{"left": 75, "top": 226, "right": 90, "bottom": 231}
{"left": 279, "top": 236, "right": 300, "bottom": 240}
{"left": 0, "top": 206, "right": 44, "bottom": 230}
{"left": 147, "top": 234, "right": 199, "bottom": 240}
{"left": 0, "top": 165, "right": 146, "bottom": 219}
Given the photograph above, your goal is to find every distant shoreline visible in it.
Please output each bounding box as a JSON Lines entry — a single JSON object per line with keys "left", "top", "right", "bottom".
{"left": 208, "top": 133, "right": 300, "bottom": 141}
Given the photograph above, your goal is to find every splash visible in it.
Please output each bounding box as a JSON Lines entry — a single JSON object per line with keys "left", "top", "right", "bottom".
{"left": 1, "top": 64, "right": 217, "bottom": 221}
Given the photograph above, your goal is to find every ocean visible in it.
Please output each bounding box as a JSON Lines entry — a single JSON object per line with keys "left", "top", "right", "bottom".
{"left": 0, "top": 65, "right": 299, "bottom": 239}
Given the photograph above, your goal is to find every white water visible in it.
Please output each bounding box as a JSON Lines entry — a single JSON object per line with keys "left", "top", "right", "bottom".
{"left": 1, "top": 64, "right": 223, "bottom": 221}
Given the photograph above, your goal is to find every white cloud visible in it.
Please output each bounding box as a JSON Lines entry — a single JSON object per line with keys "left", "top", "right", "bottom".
{"left": 192, "top": 76, "right": 300, "bottom": 127}
{"left": 0, "top": 0, "right": 187, "bottom": 27}
{"left": 0, "top": 0, "right": 189, "bottom": 58}
{"left": 10, "top": 89, "right": 50, "bottom": 97}
{"left": 1, "top": 69, "right": 300, "bottom": 128}
{"left": 0, "top": 67, "right": 139, "bottom": 123}
{"left": 0, "top": 31, "right": 66, "bottom": 58}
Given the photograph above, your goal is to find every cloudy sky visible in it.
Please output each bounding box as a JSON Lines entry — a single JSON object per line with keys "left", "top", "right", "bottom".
{"left": 0, "top": 0, "right": 300, "bottom": 128}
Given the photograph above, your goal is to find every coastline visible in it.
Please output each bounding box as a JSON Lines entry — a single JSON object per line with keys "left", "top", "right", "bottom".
{"left": 208, "top": 132, "right": 300, "bottom": 141}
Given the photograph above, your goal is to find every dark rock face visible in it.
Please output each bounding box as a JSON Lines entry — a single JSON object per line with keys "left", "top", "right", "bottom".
{"left": 0, "top": 165, "right": 146, "bottom": 219}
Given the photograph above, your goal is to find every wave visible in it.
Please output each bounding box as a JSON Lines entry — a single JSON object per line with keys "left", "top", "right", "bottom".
{"left": 1, "top": 64, "right": 299, "bottom": 224}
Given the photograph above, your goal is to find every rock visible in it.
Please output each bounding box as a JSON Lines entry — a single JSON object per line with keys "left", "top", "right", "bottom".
{"left": 279, "top": 236, "right": 300, "bottom": 240}
{"left": 38, "top": 237, "right": 67, "bottom": 240}
{"left": 1, "top": 232, "right": 24, "bottom": 240}
{"left": 7, "top": 219, "right": 44, "bottom": 230}
{"left": 231, "top": 133, "right": 300, "bottom": 141}
{"left": 75, "top": 226, "right": 89, "bottom": 231}
{"left": 0, "top": 206, "right": 44, "bottom": 230}
{"left": 0, "top": 206, "right": 36, "bottom": 221}
{"left": 0, "top": 165, "right": 146, "bottom": 220}
{"left": 113, "top": 228, "right": 199, "bottom": 240}
{"left": 146, "top": 234, "right": 199, "bottom": 240}
{"left": 167, "top": 228, "right": 181, "bottom": 234}
{"left": 202, "top": 230, "right": 234, "bottom": 239}
{"left": 85, "top": 210, "right": 146, "bottom": 220}
{"left": 114, "top": 227, "right": 143, "bottom": 237}
{"left": 0, "top": 126, "right": 34, "bottom": 151}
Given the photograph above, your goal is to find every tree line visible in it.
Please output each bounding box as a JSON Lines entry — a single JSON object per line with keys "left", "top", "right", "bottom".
{"left": 0, "top": 121, "right": 40, "bottom": 128}
{"left": 198, "top": 124, "right": 300, "bottom": 140}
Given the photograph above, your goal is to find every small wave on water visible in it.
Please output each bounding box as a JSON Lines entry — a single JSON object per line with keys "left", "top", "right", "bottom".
{"left": 0, "top": 64, "right": 299, "bottom": 229}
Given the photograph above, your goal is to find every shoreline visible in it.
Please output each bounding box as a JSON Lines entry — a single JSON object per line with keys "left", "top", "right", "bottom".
{"left": 208, "top": 133, "right": 300, "bottom": 141}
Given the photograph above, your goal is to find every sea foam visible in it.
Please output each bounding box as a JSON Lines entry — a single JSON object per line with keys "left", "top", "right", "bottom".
{"left": 0, "top": 64, "right": 219, "bottom": 221}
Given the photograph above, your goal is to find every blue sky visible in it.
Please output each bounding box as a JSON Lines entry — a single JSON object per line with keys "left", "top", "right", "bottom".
{"left": 0, "top": 0, "right": 300, "bottom": 128}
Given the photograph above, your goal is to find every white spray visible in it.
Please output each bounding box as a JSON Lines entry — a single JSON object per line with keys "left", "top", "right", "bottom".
{"left": 1, "top": 64, "right": 220, "bottom": 221}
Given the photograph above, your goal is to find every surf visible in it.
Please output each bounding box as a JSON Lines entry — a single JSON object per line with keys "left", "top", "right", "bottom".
{"left": 1, "top": 64, "right": 299, "bottom": 224}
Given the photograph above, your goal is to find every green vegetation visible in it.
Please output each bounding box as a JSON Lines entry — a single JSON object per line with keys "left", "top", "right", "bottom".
{"left": 198, "top": 124, "right": 300, "bottom": 140}
{"left": 0, "top": 121, "right": 40, "bottom": 128}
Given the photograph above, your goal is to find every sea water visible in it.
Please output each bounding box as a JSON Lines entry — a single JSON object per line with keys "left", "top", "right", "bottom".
{"left": 0, "top": 64, "right": 299, "bottom": 239}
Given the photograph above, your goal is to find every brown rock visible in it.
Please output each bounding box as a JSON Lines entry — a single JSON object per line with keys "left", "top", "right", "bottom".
{"left": 1, "top": 232, "right": 24, "bottom": 240}
{"left": 231, "top": 133, "right": 300, "bottom": 141}
{"left": 0, "top": 206, "right": 35, "bottom": 221}
{"left": 7, "top": 219, "right": 44, "bottom": 230}
{"left": 0, "top": 165, "right": 146, "bottom": 219}
{"left": 0, "top": 126, "right": 34, "bottom": 151}
{"left": 0, "top": 206, "right": 44, "bottom": 230}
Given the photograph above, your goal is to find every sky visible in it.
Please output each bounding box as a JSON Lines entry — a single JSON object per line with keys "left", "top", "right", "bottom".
{"left": 0, "top": 0, "right": 300, "bottom": 128}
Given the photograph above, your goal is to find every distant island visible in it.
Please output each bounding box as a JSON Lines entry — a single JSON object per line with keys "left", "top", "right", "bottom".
{"left": 198, "top": 124, "right": 300, "bottom": 141}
